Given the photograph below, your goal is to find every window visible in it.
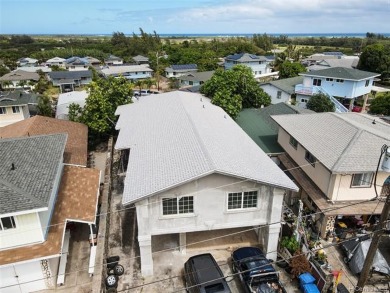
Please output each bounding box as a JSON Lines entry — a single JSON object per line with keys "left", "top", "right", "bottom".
{"left": 277, "top": 90, "right": 282, "bottom": 99}
{"left": 351, "top": 173, "right": 373, "bottom": 187}
{"left": 0, "top": 107, "right": 6, "bottom": 115}
{"left": 289, "top": 136, "right": 298, "bottom": 149}
{"left": 313, "top": 78, "right": 322, "bottom": 86}
{"left": 228, "top": 191, "right": 258, "bottom": 210}
{"left": 326, "top": 78, "right": 333, "bottom": 82}
{"left": 305, "top": 151, "right": 316, "bottom": 167}
{"left": 0, "top": 216, "right": 16, "bottom": 230}
{"left": 336, "top": 79, "right": 344, "bottom": 83}
{"left": 12, "top": 106, "right": 20, "bottom": 113}
{"left": 365, "top": 80, "right": 370, "bottom": 87}
{"left": 301, "top": 98, "right": 308, "bottom": 103}
{"left": 162, "top": 196, "right": 194, "bottom": 215}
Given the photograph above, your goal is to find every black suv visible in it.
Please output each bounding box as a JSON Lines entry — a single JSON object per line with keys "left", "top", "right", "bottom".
{"left": 184, "top": 253, "right": 231, "bottom": 293}
{"left": 232, "top": 247, "right": 286, "bottom": 293}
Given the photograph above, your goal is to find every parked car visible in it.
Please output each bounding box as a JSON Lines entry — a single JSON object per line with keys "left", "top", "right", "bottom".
{"left": 232, "top": 247, "right": 286, "bottom": 293}
{"left": 184, "top": 253, "right": 231, "bottom": 293}
{"left": 133, "top": 89, "right": 151, "bottom": 96}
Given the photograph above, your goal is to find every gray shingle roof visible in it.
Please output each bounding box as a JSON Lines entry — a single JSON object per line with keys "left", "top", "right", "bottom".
{"left": 178, "top": 71, "right": 214, "bottom": 82}
{"left": 0, "top": 91, "right": 38, "bottom": 106}
{"left": 115, "top": 91, "right": 298, "bottom": 204}
{"left": 0, "top": 134, "right": 67, "bottom": 215}
{"left": 300, "top": 67, "right": 380, "bottom": 81}
{"left": 272, "top": 113, "right": 390, "bottom": 173}
{"left": 263, "top": 76, "right": 304, "bottom": 95}
{"left": 225, "top": 53, "right": 268, "bottom": 62}
{"left": 48, "top": 70, "right": 92, "bottom": 80}
{"left": 0, "top": 70, "right": 39, "bottom": 82}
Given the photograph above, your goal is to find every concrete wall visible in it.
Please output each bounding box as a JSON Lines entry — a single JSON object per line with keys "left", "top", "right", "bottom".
{"left": 260, "top": 84, "right": 291, "bottom": 104}
{"left": 0, "top": 212, "right": 43, "bottom": 249}
{"left": 277, "top": 128, "right": 332, "bottom": 197}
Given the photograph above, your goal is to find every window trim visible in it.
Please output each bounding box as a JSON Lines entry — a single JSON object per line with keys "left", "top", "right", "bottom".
{"left": 350, "top": 173, "right": 373, "bottom": 188}
{"left": 12, "top": 106, "right": 20, "bottom": 113}
{"left": 0, "top": 107, "right": 6, "bottom": 115}
{"left": 305, "top": 151, "right": 316, "bottom": 167}
{"left": 313, "top": 78, "right": 322, "bottom": 86}
{"left": 161, "top": 196, "right": 194, "bottom": 216}
{"left": 227, "top": 191, "right": 258, "bottom": 211}
{"left": 0, "top": 216, "right": 17, "bottom": 230}
{"left": 289, "top": 136, "right": 298, "bottom": 150}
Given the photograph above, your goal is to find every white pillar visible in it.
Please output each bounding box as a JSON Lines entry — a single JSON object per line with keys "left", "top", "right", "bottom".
{"left": 138, "top": 235, "right": 153, "bottom": 276}
{"left": 179, "top": 233, "right": 186, "bottom": 254}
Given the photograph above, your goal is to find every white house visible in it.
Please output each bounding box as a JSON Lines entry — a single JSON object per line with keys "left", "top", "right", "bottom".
{"left": 0, "top": 91, "right": 38, "bottom": 127}
{"left": 17, "top": 57, "right": 38, "bottom": 67}
{"left": 104, "top": 55, "right": 123, "bottom": 66}
{"left": 0, "top": 70, "right": 39, "bottom": 90}
{"left": 115, "top": 91, "right": 298, "bottom": 276}
{"left": 260, "top": 76, "right": 303, "bottom": 105}
{"left": 45, "top": 57, "right": 66, "bottom": 68}
{"left": 294, "top": 67, "right": 381, "bottom": 111}
{"left": 100, "top": 65, "right": 153, "bottom": 80}
{"left": 165, "top": 64, "right": 198, "bottom": 78}
{"left": 272, "top": 112, "right": 390, "bottom": 237}
{"left": 224, "top": 53, "right": 274, "bottom": 79}
{"left": 65, "top": 57, "right": 90, "bottom": 71}
{"left": 0, "top": 132, "right": 100, "bottom": 292}
{"left": 56, "top": 90, "right": 88, "bottom": 120}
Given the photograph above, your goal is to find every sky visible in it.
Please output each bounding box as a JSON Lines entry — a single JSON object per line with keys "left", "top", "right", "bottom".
{"left": 0, "top": 0, "right": 389, "bottom": 35}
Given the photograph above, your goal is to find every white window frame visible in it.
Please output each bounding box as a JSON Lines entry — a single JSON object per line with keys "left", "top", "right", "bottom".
{"left": 227, "top": 191, "right": 258, "bottom": 211}
{"left": 351, "top": 173, "right": 373, "bottom": 188}
{"left": 0, "top": 216, "right": 17, "bottom": 230}
{"left": 161, "top": 196, "right": 194, "bottom": 216}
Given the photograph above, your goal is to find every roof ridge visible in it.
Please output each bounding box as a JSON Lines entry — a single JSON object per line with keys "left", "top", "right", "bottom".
{"left": 331, "top": 128, "right": 362, "bottom": 171}
{"left": 0, "top": 177, "right": 45, "bottom": 207}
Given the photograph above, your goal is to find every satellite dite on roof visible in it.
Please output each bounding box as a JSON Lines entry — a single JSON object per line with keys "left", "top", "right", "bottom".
{"left": 382, "top": 145, "right": 390, "bottom": 172}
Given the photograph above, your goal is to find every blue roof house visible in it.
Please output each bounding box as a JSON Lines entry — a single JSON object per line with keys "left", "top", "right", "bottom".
{"left": 224, "top": 53, "right": 274, "bottom": 79}
{"left": 294, "top": 67, "right": 380, "bottom": 112}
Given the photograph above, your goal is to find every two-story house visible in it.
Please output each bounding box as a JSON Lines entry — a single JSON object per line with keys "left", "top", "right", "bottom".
{"left": 224, "top": 53, "right": 273, "bottom": 79}
{"left": 100, "top": 65, "right": 153, "bottom": 80}
{"left": 65, "top": 57, "right": 90, "bottom": 71}
{"left": 294, "top": 67, "right": 380, "bottom": 112}
{"left": 115, "top": 91, "right": 298, "bottom": 276}
{"left": 177, "top": 71, "right": 214, "bottom": 88}
{"left": 45, "top": 57, "right": 66, "bottom": 68}
{"left": 165, "top": 64, "right": 198, "bottom": 78}
{"left": 47, "top": 70, "right": 92, "bottom": 93}
{"left": 0, "top": 91, "right": 38, "bottom": 127}
{"left": 272, "top": 112, "right": 390, "bottom": 238}
{"left": 17, "top": 57, "right": 39, "bottom": 67}
{"left": 132, "top": 55, "right": 149, "bottom": 65}
{"left": 0, "top": 70, "right": 39, "bottom": 90}
{"left": 0, "top": 119, "right": 100, "bottom": 292}
{"left": 104, "top": 55, "right": 123, "bottom": 66}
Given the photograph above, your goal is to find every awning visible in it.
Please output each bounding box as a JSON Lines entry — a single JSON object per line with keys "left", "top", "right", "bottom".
{"left": 0, "top": 165, "right": 100, "bottom": 266}
{"left": 278, "top": 153, "right": 384, "bottom": 216}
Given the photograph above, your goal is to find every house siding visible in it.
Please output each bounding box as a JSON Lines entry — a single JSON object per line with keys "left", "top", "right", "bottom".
{"left": 0, "top": 105, "right": 29, "bottom": 127}
{"left": 224, "top": 61, "right": 271, "bottom": 78}
{"left": 260, "top": 84, "right": 291, "bottom": 104}
{"left": 0, "top": 212, "right": 43, "bottom": 249}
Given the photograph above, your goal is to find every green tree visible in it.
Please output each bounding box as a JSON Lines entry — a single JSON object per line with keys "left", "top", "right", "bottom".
{"left": 0, "top": 64, "right": 10, "bottom": 76}
{"left": 17, "top": 80, "right": 27, "bottom": 89}
{"left": 201, "top": 65, "right": 271, "bottom": 119}
{"left": 369, "top": 93, "right": 390, "bottom": 115}
{"left": 306, "top": 93, "right": 335, "bottom": 112}
{"left": 358, "top": 43, "right": 390, "bottom": 78}
{"left": 1, "top": 80, "right": 12, "bottom": 90}
{"left": 68, "top": 103, "right": 83, "bottom": 122}
{"left": 134, "top": 79, "right": 144, "bottom": 93}
{"left": 278, "top": 61, "right": 307, "bottom": 79}
{"left": 144, "top": 78, "right": 155, "bottom": 90}
{"left": 70, "top": 76, "right": 133, "bottom": 134}
{"left": 37, "top": 95, "right": 53, "bottom": 117}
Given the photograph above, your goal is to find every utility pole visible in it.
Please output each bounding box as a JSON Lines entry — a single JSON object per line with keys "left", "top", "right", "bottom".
{"left": 354, "top": 191, "right": 390, "bottom": 292}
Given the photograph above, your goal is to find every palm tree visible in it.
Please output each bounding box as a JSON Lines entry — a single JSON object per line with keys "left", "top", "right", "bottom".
{"left": 1, "top": 80, "right": 13, "bottom": 90}
{"left": 144, "top": 78, "right": 156, "bottom": 91}
{"left": 134, "top": 79, "right": 144, "bottom": 95}
{"left": 17, "top": 80, "right": 27, "bottom": 89}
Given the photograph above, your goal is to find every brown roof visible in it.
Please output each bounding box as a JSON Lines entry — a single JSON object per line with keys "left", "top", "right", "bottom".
{"left": 279, "top": 153, "right": 384, "bottom": 216}
{"left": 0, "top": 116, "right": 88, "bottom": 166}
{"left": 0, "top": 165, "right": 100, "bottom": 266}
{"left": 0, "top": 69, "right": 39, "bottom": 81}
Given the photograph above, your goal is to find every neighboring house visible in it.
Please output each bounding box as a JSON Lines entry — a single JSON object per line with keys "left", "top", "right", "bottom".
{"left": 100, "top": 65, "right": 153, "bottom": 80}
{"left": 0, "top": 132, "right": 100, "bottom": 292}
{"left": 17, "top": 57, "right": 39, "bottom": 67}
{"left": 16, "top": 66, "right": 52, "bottom": 73}
{"left": 47, "top": 70, "right": 92, "bottom": 93}
{"left": 236, "top": 103, "right": 313, "bottom": 156}
{"left": 294, "top": 67, "right": 381, "bottom": 112}
{"left": 224, "top": 53, "right": 274, "bottom": 79}
{"left": 65, "top": 57, "right": 90, "bottom": 71}
{"left": 84, "top": 56, "right": 101, "bottom": 67}
{"left": 115, "top": 91, "right": 298, "bottom": 276}
{"left": 260, "top": 76, "right": 304, "bottom": 104}
{"left": 132, "top": 55, "right": 149, "bottom": 65}
{"left": 45, "top": 57, "right": 66, "bottom": 68}
{"left": 0, "top": 70, "right": 39, "bottom": 90}
{"left": 302, "top": 52, "right": 346, "bottom": 66}
{"left": 0, "top": 91, "right": 38, "bottom": 127}
{"left": 104, "top": 55, "right": 123, "bottom": 66}
{"left": 165, "top": 64, "right": 198, "bottom": 78}
{"left": 272, "top": 112, "right": 390, "bottom": 237}
{"left": 178, "top": 71, "right": 214, "bottom": 88}
{"left": 56, "top": 90, "right": 88, "bottom": 120}
{"left": 307, "top": 57, "right": 359, "bottom": 71}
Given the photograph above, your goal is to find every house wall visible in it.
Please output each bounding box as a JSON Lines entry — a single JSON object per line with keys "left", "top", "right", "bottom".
{"left": 67, "top": 65, "right": 89, "bottom": 71}
{"left": 277, "top": 128, "right": 332, "bottom": 197}
{"left": 330, "top": 172, "right": 387, "bottom": 201}
{"left": 165, "top": 69, "right": 197, "bottom": 79}
{"left": 0, "top": 105, "right": 29, "bottom": 127}
{"left": 224, "top": 61, "right": 271, "bottom": 78}
{"left": 0, "top": 212, "right": 43, "bottom": 249}
{"left": 107, "top": 72, "right": 152, "bottom": 80}
{"left": 260, "top": 84, "right": 291, "bottom": 104}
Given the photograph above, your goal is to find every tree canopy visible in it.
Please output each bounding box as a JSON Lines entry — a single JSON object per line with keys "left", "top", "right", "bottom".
{"left": 201, "top": 65, "right": 271, "bottom": 119}
{"left": 357, "top": 43, "right": 390, "bottom": 79}
{"left": 69, "top": 76, "right": 133, "bottom": 135}
{"left": 369, "top": 93, "right": 390, "bottom": 115}
{"left": 306, "top": 93, "right": 335, "bottom": 112}
{"left": 278, "top": 61, "right": 307, "bottom": 79}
